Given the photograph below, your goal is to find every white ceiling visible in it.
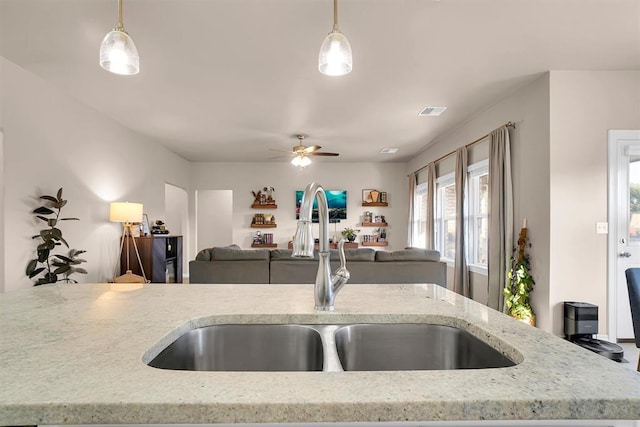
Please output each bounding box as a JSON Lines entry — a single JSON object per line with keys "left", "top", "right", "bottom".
{"left": 1, "top": 0, "right": 639, "bottom": 162}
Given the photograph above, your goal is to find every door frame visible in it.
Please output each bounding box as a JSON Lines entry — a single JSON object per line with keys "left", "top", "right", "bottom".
{"left": 607, "top": 129, "right": 640, "bottom": 342}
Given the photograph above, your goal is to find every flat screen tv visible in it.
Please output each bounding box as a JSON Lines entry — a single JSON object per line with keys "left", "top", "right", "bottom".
{"left": 295, "top": 190, "right": 347, "bottom": 222}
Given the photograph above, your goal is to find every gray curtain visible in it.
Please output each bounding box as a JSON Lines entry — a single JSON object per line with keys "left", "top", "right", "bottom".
{"left": 426, "top": 162, "right": 436, "bottom": 250}
{"left": 453, "top": 147, "right": 470, "bottom": 297}
{"left": 487, "top": 126, "right": 513, "bottom": 311}
{"left": 407, "top": 172, "right": 417, "bottom": 247}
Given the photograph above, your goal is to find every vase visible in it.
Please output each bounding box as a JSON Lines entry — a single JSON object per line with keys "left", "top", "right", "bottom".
{"left": 347, "top": 235, "right": 356, "bottom": 242}
{"left": 370, "top": 190, "right": 380, "bottom": 203}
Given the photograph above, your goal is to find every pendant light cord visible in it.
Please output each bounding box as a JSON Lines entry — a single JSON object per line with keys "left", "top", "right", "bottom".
{"left": 117, "top": 0, "right": 124, "bottom": 30}
{"left": 333, "top": 0, "right": 339, "bottom": 31}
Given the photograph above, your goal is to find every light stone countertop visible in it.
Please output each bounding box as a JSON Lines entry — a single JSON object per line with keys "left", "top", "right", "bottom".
{"left": 0, "top": 283, "right": 639, "bottom": 425}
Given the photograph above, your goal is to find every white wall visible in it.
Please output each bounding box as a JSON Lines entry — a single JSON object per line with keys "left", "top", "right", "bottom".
{"left": 189, "top": 162, "right": 408, "bottom": 255}
{"left": 195, "top": 190, "right": 233, "bottom": 251}
{"left": 549, "top": 70, "right": 640, "bottom": 336}
{"left": 0, "top": 129, "right": 4, "bottom": 293}
{"left": 407, "top": 74, "right": 552, "bottom": 330}
{"left": 0, "top": 57, "right": 190, "bottom": 291}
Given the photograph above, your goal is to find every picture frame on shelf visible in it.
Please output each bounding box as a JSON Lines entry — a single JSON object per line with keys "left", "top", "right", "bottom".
{"left": 362, "top": 189, "right": 376, "bottom": 204}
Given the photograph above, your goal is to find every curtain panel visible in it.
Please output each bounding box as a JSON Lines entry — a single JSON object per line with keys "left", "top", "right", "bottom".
{"left": 487, "top": 126, "right": 513, "bottom": 311}
{"left": 426, "top": 162, "right": 436, "bottom": 250}
{"left": 407, "top": 172, "right": 417, "bottom": 247}
{"left": 453, "top": 147, "right": 470, "bottom": 297}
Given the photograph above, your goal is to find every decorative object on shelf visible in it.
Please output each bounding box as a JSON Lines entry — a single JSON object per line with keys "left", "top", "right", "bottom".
{"left": 110, "top": 201, "right": 147, "bottom": 283}
{"left": 362, "top": 189, "right": 389, "bottom": 206}
{"left": 503, "top": 218, "right": 536, "bottom": 326}
{"left": 341, "top": 227, "right": 360, "bottom": 242}
{"left": 141, "top": 213, "right": 150, "bottom": 236}
{"left": 252, "top": 188, "right": 278, "bottom": 208}
{"left": 379, "top": 228, "right": 387, "bottom": 242}
{"left": 252, "top": 232, "right": 276, "bottom": 247}
{"left": 318, "top": 0, "right": 352, "bottom": 77}
{"left": 151, "top": 219, "right": 169, "bottom": 234}
{"left": 251, "top": 213, "right": 277, "bottom": 228}
{"left": 25, "top": 188, "right": 87, "bottom": 286}
{"left": 263, "top": 187, "right": 275, "bottom": 204}
{"left": 99, "top": 0, "right": 139, "bottom": 75}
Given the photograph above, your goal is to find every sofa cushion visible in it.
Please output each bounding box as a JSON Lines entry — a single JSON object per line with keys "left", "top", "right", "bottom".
{"left": 195, "top": 249, "right": 212, "bottom": 261}
{"left": 333, "top": 248, "right": 376, "bottom": 261}
{"left": 375, "top": 248, "right": 440, "bottom": 262}
{"left": 210, "top": 246, "right": 270, "bottom": 261}
{"left": 271, "top": 248, "right": 375, "bottom": 262}
{"left": 271, "top": 249, "right": 319, "bottom": 261}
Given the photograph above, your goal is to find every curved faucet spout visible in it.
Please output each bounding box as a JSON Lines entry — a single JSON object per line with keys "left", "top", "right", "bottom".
{"left": 292, "top": 182, "right": 350, "bottom": 311}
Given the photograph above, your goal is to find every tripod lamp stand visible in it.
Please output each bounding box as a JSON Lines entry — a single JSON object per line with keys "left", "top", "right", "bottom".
{"left": 110, "top": 202, "right": 148, "bottom": 283}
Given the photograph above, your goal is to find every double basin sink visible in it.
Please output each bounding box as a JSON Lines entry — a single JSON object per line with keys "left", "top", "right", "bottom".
{"left": 148, "top": 323, "right": 517, "bottom": 372}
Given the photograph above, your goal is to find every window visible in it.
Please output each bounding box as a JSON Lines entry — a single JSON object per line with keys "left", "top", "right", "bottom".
{"left": 468, "top": 161, "right": 489, "bottom": 268}
{"left": 412, "top": 183, "right": 429, "bottom": 248}
{"left": 414, "top": 160, "right": 489, "bottom": 271}
{"left": 435, "top": 173, "right": 456, "bottom": 261}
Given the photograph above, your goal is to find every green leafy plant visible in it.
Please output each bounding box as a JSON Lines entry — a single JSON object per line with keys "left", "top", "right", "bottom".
{"left": 25, "top": 188, "right": 87, "bottom": 285}
{"left": 341, "top": 227, "right": 360, "bottom": 241}
{"left": 503, "top": 227, "right": 535, "bottom": 323}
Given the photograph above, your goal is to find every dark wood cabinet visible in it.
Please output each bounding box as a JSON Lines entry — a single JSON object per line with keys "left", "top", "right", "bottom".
{"left": 120, "top": 235, "right": 183, "bottom": 283}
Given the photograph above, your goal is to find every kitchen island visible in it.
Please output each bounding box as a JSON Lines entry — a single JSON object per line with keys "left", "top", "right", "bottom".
{"left": 0, "top": 283, "right": 639, "bottom": 426}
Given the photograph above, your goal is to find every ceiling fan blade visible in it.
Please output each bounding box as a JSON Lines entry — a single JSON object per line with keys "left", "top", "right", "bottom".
{"left": 302, "top": 145, "right": 321, "bottom": 154}
{"left": 269, "top": 148, "right": 295, "bottom": 154}
{"left": 310, "top": 152, "right": 339, "bottom": 157}
{"left": 269, "top": 155, "right": 293, "bottom": 159}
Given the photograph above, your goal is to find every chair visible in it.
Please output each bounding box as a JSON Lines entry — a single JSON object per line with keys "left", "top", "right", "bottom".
{"left": 624, "top": 268, "right": 640, "bottom": 371}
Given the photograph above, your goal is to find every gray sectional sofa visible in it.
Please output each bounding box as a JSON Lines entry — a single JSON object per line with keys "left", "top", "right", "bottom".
{"left": 190, "top": 245, "right": 446, "bottom": 286}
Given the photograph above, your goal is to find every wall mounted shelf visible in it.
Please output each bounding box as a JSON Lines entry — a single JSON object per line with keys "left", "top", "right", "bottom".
{"left": 362, "top": 241, "right": 389, "bottom": 247}
{"left": 362, "top": 202, "right": 388, "bottom": 207}
{"left": 251, "top": 203, "right": 277, "bottom": 209}
{"left": 251, "top": 243, "right": 277, "bottom": 248}
{"left": 362, "top": 222, "right": 388, "bottom": 227}
{"left": 251, "top": 223, "right": 277, "bottom": 228}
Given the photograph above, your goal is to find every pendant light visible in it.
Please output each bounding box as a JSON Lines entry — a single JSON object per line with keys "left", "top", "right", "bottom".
{"left": 99, "top": 0, "right": 139, "bottom": 75}
{"left": 318, "top": 0, "right": 352, "bottom": 76}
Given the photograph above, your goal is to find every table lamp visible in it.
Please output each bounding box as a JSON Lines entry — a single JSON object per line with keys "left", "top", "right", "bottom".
{"left": 110, "top": 202, "right": 147, "bottom": 283}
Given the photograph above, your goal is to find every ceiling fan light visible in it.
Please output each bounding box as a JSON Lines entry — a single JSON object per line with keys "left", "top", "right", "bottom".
{"left": 100, "top": 29, "right": 139, "bottom": 75}
{"left": 319, "top": 30, "right": 352, "bottom": 76}
{"left": 291, "top": 156, "right": 312, "bottom": 167}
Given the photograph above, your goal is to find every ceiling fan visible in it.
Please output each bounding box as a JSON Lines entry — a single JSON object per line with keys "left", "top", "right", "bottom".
{"left": 271, "top": 134, "right": 339, "bottom": 167}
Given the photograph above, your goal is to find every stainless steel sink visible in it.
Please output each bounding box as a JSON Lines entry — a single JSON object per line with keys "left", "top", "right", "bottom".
{"left": 147, "top": 323, "right": 517, "bottom": 372}
{"left": 335, "top": 323, "right": 516, "bottom": 371}
{"left": 148, "top": 324, "right": 324, "bottom": 371}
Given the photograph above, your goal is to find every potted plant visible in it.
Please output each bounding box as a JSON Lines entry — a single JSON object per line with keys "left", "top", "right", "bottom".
{"left": 341, "top": 227, "right": 360, "bottom": 242}
{"left": 503, "top": 223, "right": 535, "bottom": 326}
{"left": 25, "top": 188, "right": 87, "bottom": 285}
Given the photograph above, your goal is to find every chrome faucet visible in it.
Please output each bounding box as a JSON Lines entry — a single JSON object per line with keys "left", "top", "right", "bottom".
{"left": 292, "top": 182, "right": 350, "bottom": 311}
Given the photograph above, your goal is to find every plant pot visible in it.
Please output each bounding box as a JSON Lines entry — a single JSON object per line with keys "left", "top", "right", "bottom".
{"left": 347, "top": 235, "right": 356, "bottom": 242}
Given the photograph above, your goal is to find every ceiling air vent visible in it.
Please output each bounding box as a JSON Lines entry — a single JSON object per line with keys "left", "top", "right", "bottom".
{"left": 419, "top": 106, "right": 447, "bottom": 117}
{"left": 380, "top": 148, "right": 399, "bottom": 154}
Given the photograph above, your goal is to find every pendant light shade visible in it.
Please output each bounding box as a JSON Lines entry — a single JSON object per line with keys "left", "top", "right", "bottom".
{"left": 319, "top": 0, "right": 352, "bottom": 76}
{"left": 100, "top": 0, "right": 139, "bottom": 75}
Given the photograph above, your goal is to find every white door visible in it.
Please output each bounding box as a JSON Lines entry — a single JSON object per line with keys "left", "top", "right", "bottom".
{"left": 608, "top": 130, "right": 640, "bottom": 341}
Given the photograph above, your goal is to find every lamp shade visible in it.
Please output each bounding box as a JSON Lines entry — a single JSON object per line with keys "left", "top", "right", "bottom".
{"left": 109, "top": 202, "right": 143, "bottom": 223}
{"left": 318, "top": 30, "right": 352, "bottom": 76}
{"left": 99, "top": 29, "right": 140, "bottom": 75}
